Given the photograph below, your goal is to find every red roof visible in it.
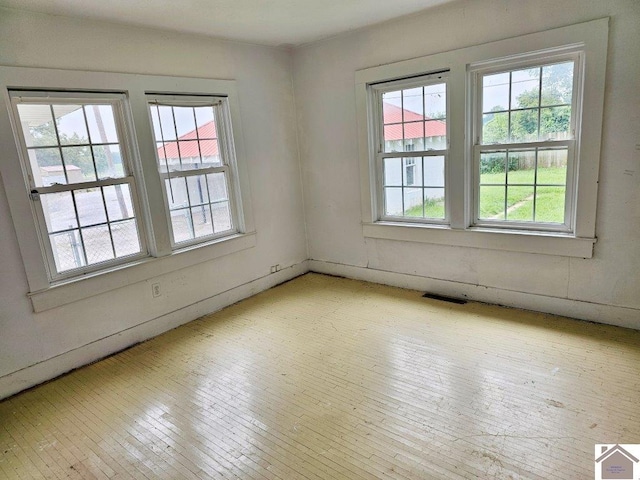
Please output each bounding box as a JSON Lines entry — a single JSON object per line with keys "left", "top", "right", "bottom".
{"left": 382, "top": 102, "right": 446, "bottom": 141}
{"left": 157, "top": 121, "right": 218, "bottom": 160}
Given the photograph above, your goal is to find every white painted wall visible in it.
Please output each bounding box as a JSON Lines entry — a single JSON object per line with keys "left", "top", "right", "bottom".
{"left": 293, "top": 0, "right": 640, "bottom": 327}
{"left": 0, "top": 9, "right": 308, "bottom": 398}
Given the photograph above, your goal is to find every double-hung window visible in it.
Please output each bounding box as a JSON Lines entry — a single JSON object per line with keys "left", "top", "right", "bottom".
{"left": 8, "top": 91, "right": 146, "bottom": 280}
{"left": 370, "top": 73, "right": 448, "bottom": 222}
{"left": 471, "top": 54, "right": 580, "bottom": 231}
{"left": 0, "top": 67, "right": 255, "bottom": 311}
{"left": 148, "top": 96, "right": 238, "bottom": 247}
{"left": 357, "top": 19, "right": 607, "bottom": 258}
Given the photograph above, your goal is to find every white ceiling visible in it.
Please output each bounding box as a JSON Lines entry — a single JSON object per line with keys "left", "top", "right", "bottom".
{"left": 0, "top": 0, "right": 455, "bottom": 47}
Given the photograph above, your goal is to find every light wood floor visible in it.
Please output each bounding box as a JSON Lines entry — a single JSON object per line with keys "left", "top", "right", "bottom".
{"left": 1, "top": 273, "right": 639, "bottom": 479}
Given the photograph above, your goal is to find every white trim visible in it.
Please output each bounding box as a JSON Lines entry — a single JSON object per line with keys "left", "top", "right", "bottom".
{"left": 308, "top": 260, "right": 639, "bottom": 330}
{"left": 1, "top": 260, "right": 308, "bottom": 400}
{"left": 355, "top": 18, "right": 608, "bottom": 256}
{"left": 362, "top": 222, "right": 595, "bottom": 258}
{"left": 29, "top": 232, "right": 257, "bottom": 312}
{"left": 0, "top": 66, "right": 256, "bottom": 308}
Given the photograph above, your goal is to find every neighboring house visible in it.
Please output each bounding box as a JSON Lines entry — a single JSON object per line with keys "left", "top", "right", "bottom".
{"left": 596, "top": 444, "right": 639, "bottom": 480}
{"left": 38, "top": 164, "right": 83, "bottom": 185}
{"left": 157, "top": 121, "right": 226, "bottom": 209}
{"left": 381, "top": 102, "right": 446, "bottom": 215}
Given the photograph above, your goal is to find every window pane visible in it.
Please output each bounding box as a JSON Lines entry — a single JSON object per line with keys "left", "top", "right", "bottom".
{"left": 482, "top": 72, "right": 509, "bottom": 113}
{"left": 537, "top": 148, "right": 568, "bottom": 184}
{"left": 424, "top": 188, "right": 445, "bottom": 219}
{"left": 507, "top": 150, "right": 535, "bottom": 184}
{"left": 480, "top": 152, "right": 506, "bottom": 184}
{"left": 171, "top": 208, "right": 194, "bottom": 243}
{"left": 86, "top": 105, "right": 119, "bottom": 144}
{"left": 506, "top": 186, "right": 534, "bottom": 221}
{"left": 112, "top": 219, "right": 141, "bottom": 258}
{"left": 403, "top": 188, "right": 422, "bottom": 217}
{"left": 94, "top": 144, "right": 124, "bottom": 179}
{"left": 29, "top": 148, "right": 65, "bottom": 187}
{"left": 50, "top": 230, "right": 85, "bottom": 272}
{"left": 53, "top": 105, "right": 89, "bottom": 145}
{"left": 173, "top": 106, "right": 197, "bottom": 137}
{"left": 482, "top": 112, "right": 508, "bottom": 144}
{"left": 383, "top": 124, "right": 403, "bottom": 152}
{"left": 423, "top": 156, "right": 445, "bottom": 187}
{"left": 149, "top": 105, "right": 162, "bottom": 140}
{"left": 41, "top": 192, "right": 77, "bottom": 233}
{"left": 165, "top": 177, "right": 188, "bottom": 210}
{"left": 200, "top": 140, "right": 221, "bottom": 166}
{"left": 207, "top": 172, "right": 228, "bottom": 202}
{"left": 74, "top": 188, "right": 107, "bottom": 226}
{"left": 402, "top": 87, "right": 423, "bottom": 118}
{"left": 403, "top": 122, "right": 423, "bottom": 151}
{"left": 535, "top": 186, "right": 566, "bottom": 223}
{"left": 16, "top": 104, "right": 58, "bottom": 147}
{"left": 212, "top": 202, "right": 232, "bottom": 233}
{"left": 61, "top": 146, "right": 96, "bottom": 182}
{"left": 403, "top": 157, "right": 421, "bottom": 187}
{"left": 191, "top": 206, "right": 214, "bottom": 238}
{"left": 383, "top": 158, "right": 402, "bottom": 186}
{"left": 424, "top": 83, "right": 446, "bottom": 119}
{"left": 194, "top": 107, "right": 215, "bottom": 135}
{"left": 382, "top": 90, "right": 402, "bottom": 124}
{"left": 82, "top": 225, "right": 114, "bottom": 265}
{"left": 541, "top": 62, "right": 574, "bottom": 106}
{"left": 104, "top": 184, "right": 134, "bottom": 221}
{"left": 384, "top": 187, "right": 402, "bottom": 216}
{"left": 510, "top": 109, "right": 538, "bottom": 143}
{"left": 424, "top": 121, "right": 446, "bottom": 149}
{"left": 178, "top": 141, "right": 202, "bottom": 166}
{"left": 539, "top": 106, "right": 571, "bottom": 140}
{"left": 511, "top": 68, "right": 540, "bottom": 110}
{"left": 157, "top": 105, "right": 177, "bottom": 140}
{"left": 479, "top": 186, "right": 505, "bottom": 219}
{"left": 187, "top": 175, "right": 209, "bottom": 206}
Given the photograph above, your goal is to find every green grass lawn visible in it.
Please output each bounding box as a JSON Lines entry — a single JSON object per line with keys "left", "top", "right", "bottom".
{"left": 480, "top": 167, "right": 566, "bottom": 222}
{"left": 403, "top": 167, "right": 566, "bottom": 223}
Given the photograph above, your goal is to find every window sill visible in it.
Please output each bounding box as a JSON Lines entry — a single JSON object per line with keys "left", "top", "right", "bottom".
{"left": 28, "top": 231, "right": 257, "bottom": 313}
{"left": 362, "top": 222, "right": 595, "bottom": 258}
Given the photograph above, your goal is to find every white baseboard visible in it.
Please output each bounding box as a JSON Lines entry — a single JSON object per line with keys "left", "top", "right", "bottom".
{"left": 0, "top": 261, "right": 308, "bottom": 400}
{"left": 308, "top": 259, "right": 640, "bottom": 331}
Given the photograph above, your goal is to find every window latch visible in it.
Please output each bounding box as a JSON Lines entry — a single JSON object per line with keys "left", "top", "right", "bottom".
{"left": 29, "top": 189, "right": 40, "bottom": 201}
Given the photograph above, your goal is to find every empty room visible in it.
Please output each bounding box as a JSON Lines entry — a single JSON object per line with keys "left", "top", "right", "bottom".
{"left": 0, "top": 0, "right": 639, "bottom": 478}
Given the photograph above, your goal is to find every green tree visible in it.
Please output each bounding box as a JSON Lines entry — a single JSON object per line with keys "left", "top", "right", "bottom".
{"left": 483, "top": 62, "right": 573, "bottom": 143}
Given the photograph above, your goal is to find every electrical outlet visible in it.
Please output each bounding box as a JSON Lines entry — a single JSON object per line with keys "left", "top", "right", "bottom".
{"left": 152, "top": 283, "right": 161, "bottom": 298}
{"left": 270, "top": 265, "right": 277, "bottom": 274}
{"left": 275, "top": 264, "right": 281, "bottom": 272}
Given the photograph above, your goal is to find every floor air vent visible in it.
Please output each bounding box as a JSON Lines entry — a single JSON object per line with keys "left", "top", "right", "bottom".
{"left": 422, "top": 293, "right": 467, "bottom": 304}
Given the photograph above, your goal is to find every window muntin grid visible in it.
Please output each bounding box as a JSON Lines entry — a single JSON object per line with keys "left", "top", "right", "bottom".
{"left": 148, "top": 98, "right": 235, "bottom": 246}
{"left": 372, "top": 73, "right": 449, "bottom": 223}
{"left": 10, "top": 92, "right": 146, "bottom": 278}
{"left": 473, "top": 55, "right": 579, "bottom": 230}
{"left": 481, "top": 61, "right": 574, "bottom": 144}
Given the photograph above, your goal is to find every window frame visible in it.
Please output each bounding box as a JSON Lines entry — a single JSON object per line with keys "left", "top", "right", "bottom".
{"left": 8, "top": 90, "right": 149, "bottom": 281}
{"left": 355, "top": 18, "right": 608, "bottom": 259}
{"left": 469, "top": 50, "right": 583, "bottom": 233}
{"left": 146, "top": 94, "right": 244, "bottom": 249}
{"left": 369, "top": 72, "right": 450, "bottom": 225}
{"left": 0, "top": 67, "right": 256, "bottom": 311}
